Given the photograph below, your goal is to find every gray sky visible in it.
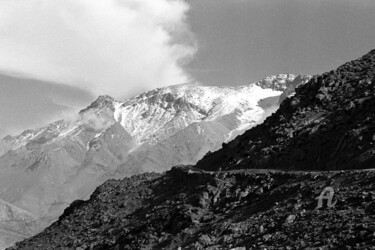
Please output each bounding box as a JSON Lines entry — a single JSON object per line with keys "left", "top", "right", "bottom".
{"left": 1, "top": 0, "right": 375, "bottom": 137}
{"left": 186, "top": 0, "right": 375, "bottom": 85}
{"left": 0, "top": 74, "right": 94, "bottom": 137}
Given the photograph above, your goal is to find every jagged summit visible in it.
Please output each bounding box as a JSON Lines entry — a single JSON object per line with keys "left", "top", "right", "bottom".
{"left": 256, "top": 73, "right": 295, "bottom": 90}
{"left": 79, "top": 95, "right": 115, "bottom": 113}
{"left": 254, "top": 73, "right": 311, "bottom": 92}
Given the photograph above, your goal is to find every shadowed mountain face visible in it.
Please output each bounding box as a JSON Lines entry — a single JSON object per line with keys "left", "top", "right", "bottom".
{"left": 7, "top": 51, "right": 375, "bottom": 250}
{"left": 197, "top": 49, "right": 375, "bottom": 171}
{"left": 0, "top": 74, "right": 309, "bottom": 249}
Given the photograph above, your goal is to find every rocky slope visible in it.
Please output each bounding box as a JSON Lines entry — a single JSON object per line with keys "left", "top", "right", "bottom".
{"left": 197, "top": 49, "right": 375, "bottom": 171}
{"left": 0, "top": 74, "right": 309, "bottom": 248}
{"left": 8, "top": 49, "right": 375, "bottom": 249}
{"left": 10, "top": 167, "right": 375, "bottom": 249}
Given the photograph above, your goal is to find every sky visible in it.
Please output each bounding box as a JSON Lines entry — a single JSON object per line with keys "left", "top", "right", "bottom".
{"left": 185, "top": 0, "right": 375, "bottom": 85}
{"left": 1, "top": 0, "right": 375, "bottom": 137}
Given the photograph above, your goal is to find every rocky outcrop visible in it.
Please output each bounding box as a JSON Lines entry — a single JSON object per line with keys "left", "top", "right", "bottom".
{"left": 255, "top": 73, "right": 311, "bottom": 93}
{"left": 278, "top": 74, "right": 312, "bottom": 104}
{"left": 197, "top": 49, "right": 375, "bottom": 171}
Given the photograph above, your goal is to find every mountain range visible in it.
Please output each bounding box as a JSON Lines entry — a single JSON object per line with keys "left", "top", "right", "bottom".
{"left": 0, "top": 74, "right": 310, "bottom": 249}
{"left": 7, "top": 49, "right": 375, "bottom": 250}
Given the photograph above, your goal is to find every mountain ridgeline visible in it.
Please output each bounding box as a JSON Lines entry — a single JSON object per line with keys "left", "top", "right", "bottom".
{"left": 197, "top": 50, "right": 375, "bottom": 171}
{"left": 8, "top": 51, "right": 375, "bottom": 249}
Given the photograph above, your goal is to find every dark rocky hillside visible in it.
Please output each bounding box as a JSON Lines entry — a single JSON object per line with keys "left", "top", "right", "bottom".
{"left": 9, "top": 167, "right": 375, "bottom": 249}
{"left": 197, "top": 49, "right": 375, "bottom": 171}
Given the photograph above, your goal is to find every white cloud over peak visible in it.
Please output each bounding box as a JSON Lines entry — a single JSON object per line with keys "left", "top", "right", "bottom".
{"left": 0, "top": 0, "right": 196, "bottom": 98}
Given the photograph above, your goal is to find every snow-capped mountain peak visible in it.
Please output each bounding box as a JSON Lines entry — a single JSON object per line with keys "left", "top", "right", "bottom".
{"left": 256, "top": 73, "right": 310, "bottom": 91}
{"left": 0, "top": 73, "right": 310, "bottom": 248}
{"left": 111, "top": 78, "right": 309, "bottom": 144}
{"left": 79, "top": 95, "right": 115, "bottom": 114}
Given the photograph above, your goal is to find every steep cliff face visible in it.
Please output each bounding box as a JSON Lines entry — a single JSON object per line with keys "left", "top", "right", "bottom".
{"left": 0, "top": 74, "right": 309, "bottom": 248}
{"left": 197, "top": 50, "right": 375, "bottom": 171}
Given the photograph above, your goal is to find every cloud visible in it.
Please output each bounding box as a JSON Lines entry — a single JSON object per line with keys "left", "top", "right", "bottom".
{"left": 0, "top": 0, "right": 196, "bottom": 99}
{"left": 0, "top": 73, "right": 95, "bottom": 137}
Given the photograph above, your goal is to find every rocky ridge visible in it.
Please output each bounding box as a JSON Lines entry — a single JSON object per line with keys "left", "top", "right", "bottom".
{"left": 197, "top": 49, "right": 375, "bottom": 171}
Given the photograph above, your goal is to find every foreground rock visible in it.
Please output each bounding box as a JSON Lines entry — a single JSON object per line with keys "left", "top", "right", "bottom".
{"left": 9, "top": 167, "right": 375, "bottom": 249}
{"left": 197, "top": 49, "right": 375, "bottom": 171}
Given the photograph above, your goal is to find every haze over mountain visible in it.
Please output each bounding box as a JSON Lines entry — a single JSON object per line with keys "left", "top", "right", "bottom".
{"left": 0, "top": 74, "right": 309, "bottom": 249}
{"left": 0, "top": 73, "right": 95, "bottom": 138}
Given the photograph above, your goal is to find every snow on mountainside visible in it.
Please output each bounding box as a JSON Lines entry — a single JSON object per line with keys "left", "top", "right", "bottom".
{"left": 0, "top": 73, "right": 310, "bottom": 249}
{"left": 115, "top": 83, "right": 279, "bottom": 144}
